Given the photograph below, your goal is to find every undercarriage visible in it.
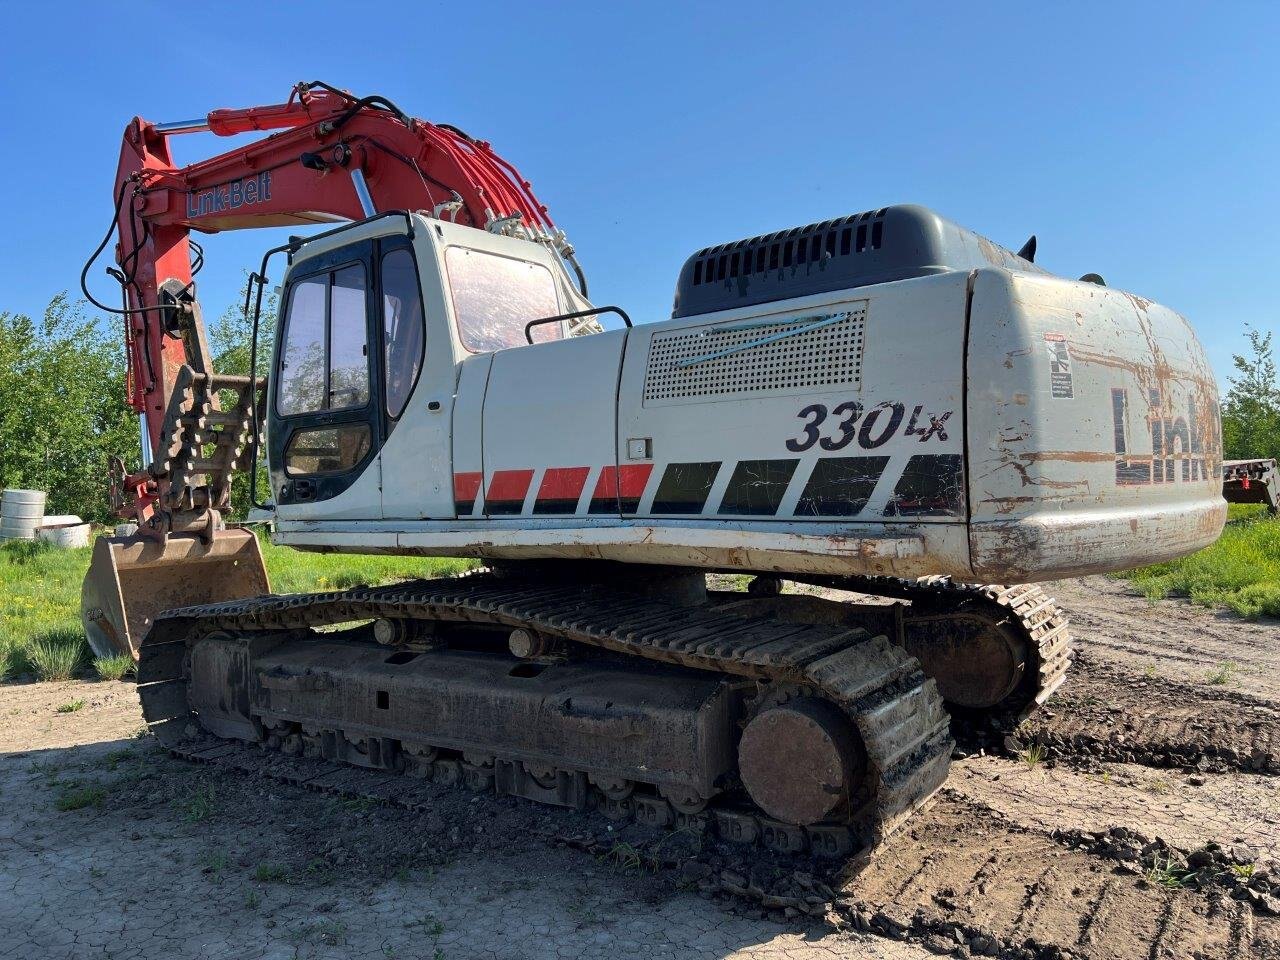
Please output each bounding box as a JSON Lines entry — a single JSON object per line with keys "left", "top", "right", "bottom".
{"left": 137, "top": 566, "right": 1070, "bottom": 857}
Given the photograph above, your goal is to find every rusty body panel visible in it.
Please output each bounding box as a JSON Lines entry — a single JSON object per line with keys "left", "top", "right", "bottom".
{"left": 966, "top": 270, "right": 1225, "bottom": 580}
{"left": 267, "top": 214, "right": 1224, "bottom": 585}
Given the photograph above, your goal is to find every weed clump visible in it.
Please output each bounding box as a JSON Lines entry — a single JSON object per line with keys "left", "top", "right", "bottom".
{"left": 1018, "top": 743, "right": 1047, "bottom": 769}
{"left": 253, "top": 862, "right": 288, "bottom": 883}
{"left": 94, "top": 654, "right": 134, "bottom": 681}
{"left": 27, "top": 628, "right": 86, "bottom": 681}
{"left": 1205, "top": 661, "right": 1238, "bottom": 686}
{"left": 55, "top": 784, "right": 105, "bottom": 811}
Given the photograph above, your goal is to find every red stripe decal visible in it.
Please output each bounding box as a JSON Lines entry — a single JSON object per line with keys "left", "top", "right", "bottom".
{"left": 536, "top": 466, "right": 590, "bottom": 502}
{"left": 486, "top": 469, "right": 535, "bottom": 502}
{"left": 617, "top": 463, "right": 654, "bottom": 498}
{"left": 590, "top": 466, "right": 618, "bottom": 500}
{"left": 453, "top": 471, "right": 482, "bottom": 502}
{"left": 589, "top": 462, "right": 655, "bottom": 514}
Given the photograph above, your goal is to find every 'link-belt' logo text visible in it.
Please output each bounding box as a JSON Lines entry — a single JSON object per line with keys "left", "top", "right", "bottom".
{"left": 186, "top": 171, "right": 273, "bottom": 218}
{"left": 1112, "top": 387, "right": 1217, "bottom": 485}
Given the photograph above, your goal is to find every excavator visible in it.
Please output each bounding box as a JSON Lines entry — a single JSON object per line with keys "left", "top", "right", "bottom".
{"left": 79, "top": 82, "right": 1225, "bottom": 855}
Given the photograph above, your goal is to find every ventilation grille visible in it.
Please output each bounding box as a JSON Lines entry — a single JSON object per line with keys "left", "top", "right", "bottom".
{"left": 690, "top": 209, "right": 887, "bottom": 287}
{"left": 644, "top": 306, "right": 866, "bottom": 403}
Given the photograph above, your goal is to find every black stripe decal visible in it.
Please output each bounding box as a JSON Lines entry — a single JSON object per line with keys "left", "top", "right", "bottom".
{"left": 483, "top": 499, "right": 526, "bottom": 516}
{"left": 717, "top": 459, "right": 799, "bottom": 516}
{"left": 532, "top": 498, "right": 581, "bottom": 515}
{"left": 882, "top": 454, "right": 964, "bottom": 517}
{"left": 651, "top": 462, "right": 721, "bottom": 514}
{"left": 795, "top": 456, "right": 889, "bottom": 517}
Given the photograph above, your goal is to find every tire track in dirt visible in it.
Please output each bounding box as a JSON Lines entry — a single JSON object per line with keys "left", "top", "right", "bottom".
{"left": 1048, "top": 577, "right": 1279, "bottom": 702}
{"left": 829, "top": 796, "right": 1280, "bottom": 960}
{"left": 1022, "top": 654, "right": 1280, "bottom": 775}
{"left": 948, "top": 756, "right": 1280, "bottom": 860}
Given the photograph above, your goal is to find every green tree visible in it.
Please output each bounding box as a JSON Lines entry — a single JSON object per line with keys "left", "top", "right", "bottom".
{"left": 0, "top": 295, "right": 136, "bottom": 522}
{"left": 1221, "top": 327, "right": 1280, "bottom": 463}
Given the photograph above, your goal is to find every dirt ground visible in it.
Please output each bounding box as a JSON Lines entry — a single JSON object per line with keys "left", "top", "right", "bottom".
{"left": 1, "top": 575, "right": 1278, "bottom": 959}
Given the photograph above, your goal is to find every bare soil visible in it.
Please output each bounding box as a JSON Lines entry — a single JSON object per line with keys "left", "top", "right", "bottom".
{"left": 2, "top": 575, "right": 1278, "bottom": 959}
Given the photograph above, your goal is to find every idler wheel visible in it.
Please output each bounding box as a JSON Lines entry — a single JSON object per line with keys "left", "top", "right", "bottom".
{"left": 903, "top": 618, "right": 1028, "bottom": 710}
{"left": 737, "top": 697, "right": 865, "bottom": 826}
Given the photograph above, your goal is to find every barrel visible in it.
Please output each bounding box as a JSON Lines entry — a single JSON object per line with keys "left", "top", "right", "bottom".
{"left": 0, "top": 489, "right": 47, "bottom": 541}
{"left": 38, "top": 521, "right": 91, "bottom": 549}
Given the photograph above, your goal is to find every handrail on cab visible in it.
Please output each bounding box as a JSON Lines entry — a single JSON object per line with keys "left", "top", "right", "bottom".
{"left": 524, "top": 305, "right": 633, "bottom": 344}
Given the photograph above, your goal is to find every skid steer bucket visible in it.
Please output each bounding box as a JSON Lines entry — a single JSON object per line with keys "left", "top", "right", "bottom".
{"left": 81, "top": 528, "right": 270, "bottom": 659}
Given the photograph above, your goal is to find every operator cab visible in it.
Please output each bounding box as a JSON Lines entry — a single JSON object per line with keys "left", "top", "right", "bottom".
{"left": 266, "top": 213, "right": 591, "bottom": 517}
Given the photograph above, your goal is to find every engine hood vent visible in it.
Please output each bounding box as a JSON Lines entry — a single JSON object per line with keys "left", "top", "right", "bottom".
{"left": 671, "top": 204, "right": 1042, "bottom": 319}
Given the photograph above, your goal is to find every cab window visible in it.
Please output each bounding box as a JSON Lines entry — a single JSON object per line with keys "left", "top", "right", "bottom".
{"left": 277, "top": 263, "right": 369, "bottom": 416}
{"left": 381, "top": 248, "right": 425, "bottom": 418}
{"left": 283, "top": 424, "right": 372, "bottom": 476}
{"left": 444, "top": 247, "right": 560, "bottom": 353}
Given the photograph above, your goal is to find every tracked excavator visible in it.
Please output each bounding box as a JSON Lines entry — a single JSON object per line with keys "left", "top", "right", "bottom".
{"left": 80, "top": 82, "right": 1226, "bottom": 855}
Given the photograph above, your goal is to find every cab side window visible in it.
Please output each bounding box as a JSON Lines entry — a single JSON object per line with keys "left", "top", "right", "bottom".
{"left": 277, "top": 264, "right": 369, "bottom": 416}
{"left": 381, "top": 248, "right": 425, "bottom": 418}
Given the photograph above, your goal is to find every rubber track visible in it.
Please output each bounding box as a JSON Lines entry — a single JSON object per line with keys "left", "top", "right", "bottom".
{"left": 788, "top": 574, "right": 1073, "bottom": 719}
{"left": 136, "top": 575, "right": 954, "bottom": 851}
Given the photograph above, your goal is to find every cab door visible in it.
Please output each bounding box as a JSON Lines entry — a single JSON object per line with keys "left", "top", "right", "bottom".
{"left": 377, "top": 235, "right": 455, "bottom": 519}
{"left": 270, "top": 239, "right": 383, "bottom": 520}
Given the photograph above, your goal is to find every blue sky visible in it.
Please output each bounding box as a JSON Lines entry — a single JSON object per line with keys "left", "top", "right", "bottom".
{"left": 0, "top": 2, "right": 1275, "bottom": 386}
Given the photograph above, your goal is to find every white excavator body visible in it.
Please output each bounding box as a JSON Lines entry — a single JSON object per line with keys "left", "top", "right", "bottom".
{"left": 267, "top": 205, "right": 1224, "bottom": 583}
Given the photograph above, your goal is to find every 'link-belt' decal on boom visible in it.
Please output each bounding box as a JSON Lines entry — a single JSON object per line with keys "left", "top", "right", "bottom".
{"left": 785, "top": 401, "right": 952, "bottom": 453}
{"left": 186, "top": 171, "right": 274, "bottom": 218}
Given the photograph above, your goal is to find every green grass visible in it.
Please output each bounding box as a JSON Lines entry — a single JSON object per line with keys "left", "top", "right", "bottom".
{"left": 55, "top": 784, "right": 106, "bottom": 811}
{"left": 26, "top": 628, "right": 85, "bottom": 681}
{"left": 253, "top": 862, "right": 288, "bottom": 882}
{"left": 1119, "top": 503, "right": 1280, "bottom": 618}
{"left": 1017, "top": 743, "right": 1047, "bottom": 769}
{"left": 94, "top": 654, "right": 134, "bottom": 681}
{"left": 0, "top": 535, "right": 471, "bottom": 683}
{"left": 56, "top": 698, "right": 85, "bottom": 713}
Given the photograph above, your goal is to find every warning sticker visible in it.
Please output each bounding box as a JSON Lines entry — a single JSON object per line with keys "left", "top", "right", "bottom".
{"left": 1044, "top": 333, "right": 1073, "bottom": 399}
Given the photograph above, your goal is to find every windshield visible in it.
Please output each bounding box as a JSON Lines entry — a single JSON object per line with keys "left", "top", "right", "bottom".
{"left": 445, "top": 247, "right": 561, "bottom": 352}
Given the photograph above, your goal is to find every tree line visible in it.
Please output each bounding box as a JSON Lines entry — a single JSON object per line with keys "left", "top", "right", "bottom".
{"left": 0, "top": 288, "right": 271, "bottom": 523}
{"left": 0, "top": 294, "right": 1275, "bottom": 525}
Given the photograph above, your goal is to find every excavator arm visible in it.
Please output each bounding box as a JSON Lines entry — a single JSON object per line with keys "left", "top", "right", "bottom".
{"left": 83, "top": 82, "right": 574, "bottom": 658}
